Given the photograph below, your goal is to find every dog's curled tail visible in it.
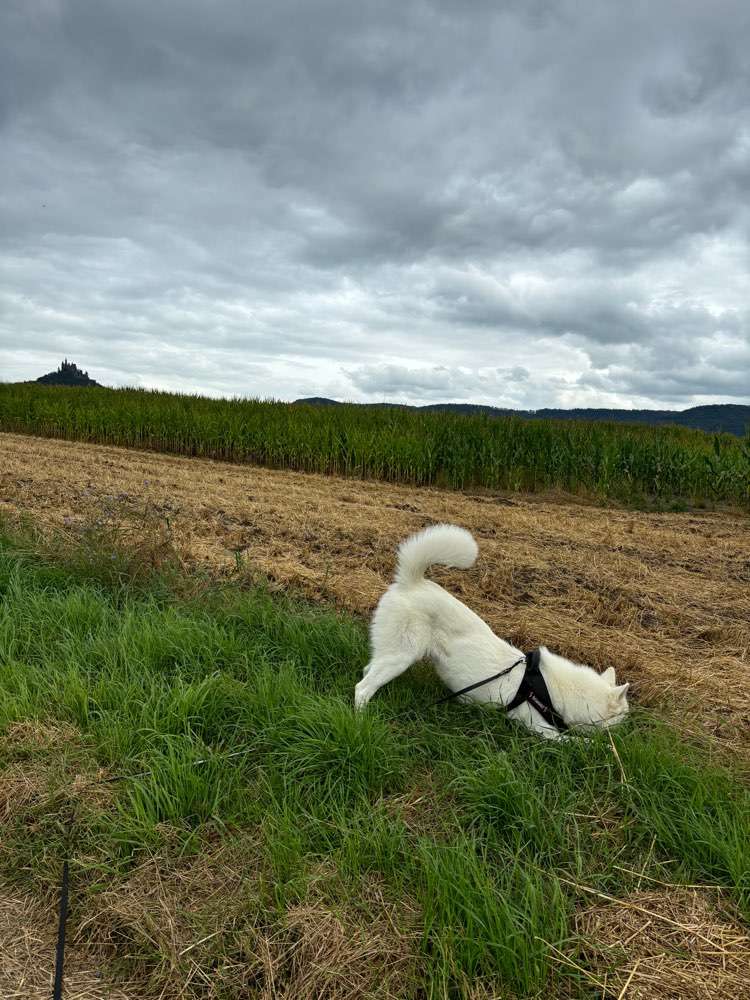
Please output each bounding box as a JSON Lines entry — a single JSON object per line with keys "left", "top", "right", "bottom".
{"left": 394, "top": 524, "right": 479, "bottom": 586}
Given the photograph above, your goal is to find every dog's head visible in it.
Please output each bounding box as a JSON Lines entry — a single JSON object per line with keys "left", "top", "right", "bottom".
{"left": 592, "top": 665, "right": 630, "bottom": 730}
{"left": 537, "top": 649, "right": 630, "bottom": 734}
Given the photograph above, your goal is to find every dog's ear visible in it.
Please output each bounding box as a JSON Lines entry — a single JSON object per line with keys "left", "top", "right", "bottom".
{"left": 601, "top": 666, "right": 617, "bottom": 686}
{"left": 614, "top": 682, "right": 629, "bottom": 703}
{"left": 608, "top": 683, "right": 630, "bottom": 715}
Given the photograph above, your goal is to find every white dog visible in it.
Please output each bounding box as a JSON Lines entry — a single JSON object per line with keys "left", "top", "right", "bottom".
{"left": 355, "top": 524, "right": 629, "bottom": 739}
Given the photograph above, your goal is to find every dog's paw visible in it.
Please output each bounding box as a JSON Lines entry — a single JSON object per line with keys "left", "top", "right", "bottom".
{"left": 353, "top": 681, "right": 370, "bottom": 710}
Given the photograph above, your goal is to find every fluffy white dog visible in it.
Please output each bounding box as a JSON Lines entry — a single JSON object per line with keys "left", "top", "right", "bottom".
{"left": 355, "top": 524, "right": 629, "bottom": 738}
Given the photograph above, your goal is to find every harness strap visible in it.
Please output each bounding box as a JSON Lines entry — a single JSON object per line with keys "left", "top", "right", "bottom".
{"left": 505, "top": 648, "right": 568, "bottom": 732}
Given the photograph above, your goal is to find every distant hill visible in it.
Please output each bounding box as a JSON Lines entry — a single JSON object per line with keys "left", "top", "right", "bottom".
{"left": 35, "top": 359, "right": 103, "bottom": 388}
{"left": 530, "top": 404, "right": 750, "bottom": 436}
{"left": 295, "top": 398, "right": 750, "bottom": 436}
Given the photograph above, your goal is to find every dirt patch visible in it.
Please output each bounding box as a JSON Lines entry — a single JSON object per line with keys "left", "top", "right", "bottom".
{"left": 1, "top": 432, "right": 748, "bottom": 743}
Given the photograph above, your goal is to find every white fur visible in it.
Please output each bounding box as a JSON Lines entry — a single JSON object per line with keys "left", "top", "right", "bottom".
{"left": 355, "top": 524, "right": 629, "bottom": 739}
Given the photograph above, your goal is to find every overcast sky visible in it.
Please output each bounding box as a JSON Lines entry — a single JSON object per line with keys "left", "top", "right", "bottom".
{"left": 1, "top": 0, "right": 749, "bottom": 409}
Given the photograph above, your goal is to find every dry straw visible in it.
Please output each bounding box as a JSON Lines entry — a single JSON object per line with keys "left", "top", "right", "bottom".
{"left": 573, "top": 885, "right": 750, "bottom": 1000}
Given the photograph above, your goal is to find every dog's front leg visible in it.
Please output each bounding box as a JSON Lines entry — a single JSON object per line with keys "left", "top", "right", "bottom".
{"left": 538, "top": 726, "right": 564, "bottom": 741}
{"left": 538, "top": 725, "right": 584, "bottom": 743}
{"left": 509, "top": 705, "right": 564, "bottom": 740}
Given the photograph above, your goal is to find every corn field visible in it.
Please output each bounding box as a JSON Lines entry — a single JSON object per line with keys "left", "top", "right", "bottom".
{"left": 1, "top": 384, "right": 749, "bottom": 507}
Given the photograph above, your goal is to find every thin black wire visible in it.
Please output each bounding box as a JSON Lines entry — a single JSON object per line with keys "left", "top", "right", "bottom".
{"left": 52, "top": 801, "right": 78, "bottom": 1000}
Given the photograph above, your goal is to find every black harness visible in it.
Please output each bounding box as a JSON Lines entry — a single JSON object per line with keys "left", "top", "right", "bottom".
{"left": 504, "top": 648, "right": 568, "bottom": 733}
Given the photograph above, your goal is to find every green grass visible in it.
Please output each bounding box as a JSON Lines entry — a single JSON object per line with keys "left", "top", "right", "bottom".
{"left": 1, "top": 520, "right": 749, "bottom": 998}
{"left": 3, "top": 382, "right": 750, "bottom": 508}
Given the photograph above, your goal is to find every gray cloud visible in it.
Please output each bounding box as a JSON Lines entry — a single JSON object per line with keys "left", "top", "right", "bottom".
{"left": 1, "top": 0, "right": 749, "bottom": 409}
{"left": 344, "top": 363, "right": 536, "bottom": 403}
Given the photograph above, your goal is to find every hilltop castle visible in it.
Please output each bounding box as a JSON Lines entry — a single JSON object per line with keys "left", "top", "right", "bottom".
{"left": 59, "top": 359, "right": 89, "bottom": 378}
{"left": 36, "top": 359, "right": 103, "bottom": 387}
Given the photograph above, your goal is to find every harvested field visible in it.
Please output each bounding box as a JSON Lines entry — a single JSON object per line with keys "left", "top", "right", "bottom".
{"left": 1, "top": 431, "right": 748, "bottom": 745}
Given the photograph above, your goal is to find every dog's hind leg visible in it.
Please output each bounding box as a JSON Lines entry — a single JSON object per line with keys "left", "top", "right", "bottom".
{"left": 355, "top": 654, "right": 414, "bottom": 709}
